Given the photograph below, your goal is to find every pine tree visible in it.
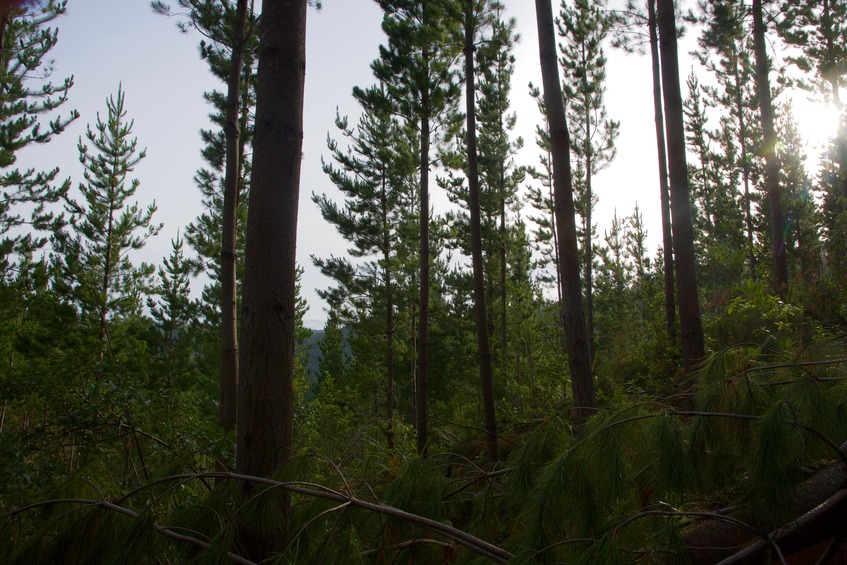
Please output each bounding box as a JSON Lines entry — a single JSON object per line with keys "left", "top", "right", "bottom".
{"left": 695, "top": 0, "right": 759, "bottom": 276}
{"left": 626, "top": 203, "right": 651, "bottom": 319}
{"left": 153, "top": 0, "right": 258, "bottom": 433}
{"left": 317, "top": 306, "right": 346, "bottom": 383}
{"left": 612, "top": 0, "right": 677, "bottom": 344}
{"left": 443, "top": 2, "right": 523, "bottom": 360}
{"left": 235, "top": 0, "right": 306, "bottom": 556}
{"left": 777, "top": 0, "right": 847, "bottom": 108}
{"left": 147, "top": 231, "right": 197, "bottom": 387}
{"left": 777, "top": 102, "right": 822, "bottom": 284}
{"left": 461, "top": 0, "right": 498, "bottom": 466}
{"left": 752, "top": 0, "right": 789, "bottom": 292}
{"left": 313, "top": 88, "right": 417, "bottom": 451}
{"left": 534, "top": 0, "right": 596, "bottom": 429}
{"left": 0, "top": 0, "right": 77, "bottom": 266}
{"left": 526, "top": 85, "right": 563, "bottom": 308}
{"left": 52, "top": 87, "right": 160, "bottom": 352}
{"left": 558, "top": 0, "right": 619, "bottom": 366}
{"left": 683, "top": 71, "right": 715, "bottom": 233}
{"left": 475, "top": 2, "right": 523, "bottom": 355}
{"left": 777, "top": 0, "right": 847, "bottom": 280}
{"left": 657, "top": 0, "right": 705, "bottom": 386}
{"left": 682, "top": 70, "right": 747, "bottom": 295}
{"left": 365, "top": 0, "right": 462, "bottom": 455}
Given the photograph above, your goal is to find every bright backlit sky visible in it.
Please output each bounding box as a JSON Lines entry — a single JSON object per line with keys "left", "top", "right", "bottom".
{"left": 14, "top": 0, "right": 835, "bottom": 329}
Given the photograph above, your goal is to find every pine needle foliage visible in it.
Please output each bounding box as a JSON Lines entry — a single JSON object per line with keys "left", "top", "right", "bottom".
{"left": 648, "top": 411, "right": 695, "bottom": 501}
{"left": 375, "top": 456, "right": 451, "bottom": 561}
{"left": 748, "top": 401, "right": 805, "bottom": 524}
{"left": 105, "top": 511, "right": 157, "bottom": 564}
{"left": 512, "top": 411, "right": 639, "bottom": 560}
{"left": 503, "top": 416, "right": 569, "bottom": 504}
{"left": 382, "top": 456, "right": 447, "bottom": 522}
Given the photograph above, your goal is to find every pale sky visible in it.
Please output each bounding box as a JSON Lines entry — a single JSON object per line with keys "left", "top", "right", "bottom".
{"left": 14, "top": 0, "right": 832, "bottom": 329}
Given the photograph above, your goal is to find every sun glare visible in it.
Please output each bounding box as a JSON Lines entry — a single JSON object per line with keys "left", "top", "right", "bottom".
{"left": 790, "top": 98, "right": 842, "bottom": 156}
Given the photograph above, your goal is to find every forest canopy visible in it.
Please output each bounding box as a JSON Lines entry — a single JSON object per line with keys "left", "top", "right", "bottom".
{"left": 1, "top": 0, "right": 847, "bottom": 562}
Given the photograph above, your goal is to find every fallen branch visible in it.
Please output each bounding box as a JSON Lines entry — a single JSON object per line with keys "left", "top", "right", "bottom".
{"left": 10, "top": 471, "right": 513, "bottom": 564}
{"left": 715, "top": 489, "right": 847, "bottom": 565}
{"left": 684, "top": 462, "right": 847, "bottom": 564}
{"left": 213, "top": 471, "right": 514, "bottom": 563}
{"left": 359, "top": 538, "right": 452, "bottom": 557}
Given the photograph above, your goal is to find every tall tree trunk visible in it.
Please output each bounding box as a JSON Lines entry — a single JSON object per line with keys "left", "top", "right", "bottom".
{"left": 648, "top": 0, "right": 676, "bottom": 344}
{"left": 410, "top": 301, "right": 417, "bottom": 428}
{"left": 534, "top": 0, "right": 596, "bottom": 430}
{"left": 657, "top": 0, "right": 705, "bottom": 387}
{"left": 416, "top": 98, "right": 431, "bottom": 457}
{"left": 498, "top": 77, "right": 508, "bottom": 355}
{"left": 584, "top": 118, "right": 595, "bottom": 368}
{"left": 752, "top": 0, "right": 789, "bottom": 293}
{"left": 385, "top": 273, "right": 395, "bottom": 452}
{"left": 465, "top": 0, "right": 499, "bottom": 466}
{"left": 236, "top": 0, "right": 306, "bottom": 559}
{"left": 220, "top": 0, "right": 249, "bottom": 435}
{"left": 499, "top": 196, "right": 507, "bottom": 353}
{"left": 382, "top": 179, "right": 395, "bottom": 452}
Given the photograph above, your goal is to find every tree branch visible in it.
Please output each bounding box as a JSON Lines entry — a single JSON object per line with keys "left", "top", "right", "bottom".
{"left": 715, "top": 489, "right": 847, "bottom": 565}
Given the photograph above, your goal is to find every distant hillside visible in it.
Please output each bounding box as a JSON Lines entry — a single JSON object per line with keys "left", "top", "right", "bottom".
{"left": 299, "top": 329, "right": 324, "bottom": 383}
{"left": 297, "top": 327, "right": 353, "bottom": 385}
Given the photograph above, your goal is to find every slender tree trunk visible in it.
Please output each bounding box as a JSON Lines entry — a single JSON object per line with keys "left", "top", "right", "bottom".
{"left": 0, "top": 12, "right": 8, "bottom": 61}
{"left": 465, "top": 0, "right": 498, "bottom": 466}
{"left": 732, "top": 56, "right": 756, "bottom": 278}
{"left": 219, "top": 0, "right": 248, "bottom": 435}
{"left": 410, "top": 302, "right": 417, "bottom": 429}
{"left": 657, "top": 0, "right": 705, "bottom": 387}
{"left": 752, "top": 0, "right": 789, "bottom": 293}
{"left": 382, "top": 179, "right": 395, "bottom": 452}
{"left": 550, "top": 171, "right": 563, "bottom": 310}
{"left": 535, "top": 0, "right": 596, "bottom": 430}
{"left": 416, "top": 100, "right": 431, "bottom": 457}
{"left": 584, "top": 124, "right": 595, "bottom": 368}
{"left": 499, "top": 196, "right": 507, "bottom": 353}
{"left": 236, "top": 0, "right": 306, "bottom": 558}
{"left": 385, "top": 274, "right": 395, "bottom": 452}
{"left": 98, "top": 202, "right": 116, "bottom": 357}
{"left": 648, "top": 0, "right": 676, "bottom": 344}
{"left": 497, "top": 88, "right": 509, "bottom": 356}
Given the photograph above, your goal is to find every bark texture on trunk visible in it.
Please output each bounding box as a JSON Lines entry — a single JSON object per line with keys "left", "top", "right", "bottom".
{"left": 465, "top": 0, "right": 499, "bottom": 467}
{"left": 236, "top": 0, "right": 306, "bottom": 558}
{"left": 684, "top": 463, "right": 847, "bottom": 564}
{"left": 752, "top": 0, "right": 789, "bottom": 293}
{"left": 416, "top": 104, "right": 431, "bottom": 457}
{"left": 534, "top": 0, "right": 596, "bottom": 430}
{"left": 657, "top": 0, "right": 705, "bottom": 386}
{"left": 0, "top": 12, "right": 8, "bottom": 64}
{"left": 499, "top": 197, "right": 507, "bottom": 354}
{"left": 647, "top": 0, "right": 676, "bottom": 345}
{"left": 219, "top": 0, "right": 249, "bottom": 435}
